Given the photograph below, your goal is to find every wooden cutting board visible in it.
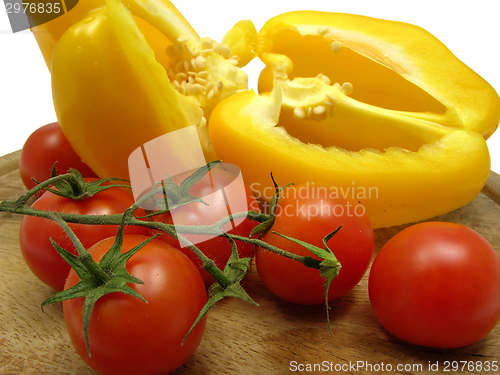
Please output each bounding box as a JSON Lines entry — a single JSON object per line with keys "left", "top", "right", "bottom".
{"left": 1, "top": 149, "right": 500, "bottom": 375}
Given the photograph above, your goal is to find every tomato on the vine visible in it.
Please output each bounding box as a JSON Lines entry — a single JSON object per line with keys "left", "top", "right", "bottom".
{"left": 255, "top": 183, "right": 374, "bottom": 305}
{"left": 19, "top": 122, "right": 97, "bottom": 190}
{"left": 63, "top": 235, "right": 207, "bottom": 375}
{"left": 19, "top": 179, "right": 148, "bottom": 291}
{"left": 368, "top": 222, "right": 500, "bottom": 348}
{"left": 151, "top": 167, "right": 259, "bottom": 285}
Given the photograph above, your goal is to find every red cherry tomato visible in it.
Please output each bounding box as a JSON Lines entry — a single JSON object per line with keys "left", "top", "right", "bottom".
{"left": 63, "top": 235, "right": 207, "bottom": 375}
{"left": 151, "top": 167, "right": 259, "bottom": 285}
{"left": 256, "top": 183, "right": 374, "bottom": 305}
{"left": 19, "top": 122, "right": 97, "bottom": 190}
{"left": 19, "top": 179, "right": 148, "bottom": 290}
{"left": 369, "top": 222, "right": 500, "bottom": 348}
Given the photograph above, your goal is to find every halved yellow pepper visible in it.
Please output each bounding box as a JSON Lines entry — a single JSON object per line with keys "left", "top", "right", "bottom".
{"left": 34, "top": 0, "right": 249, "bottom": 180}
{"left": 209, "top": 11, "right": 500, "bottom": 228}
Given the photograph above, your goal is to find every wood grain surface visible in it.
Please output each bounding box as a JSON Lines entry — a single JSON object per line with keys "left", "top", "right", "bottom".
{"left": 1, "top": 149, "right": 500, "bottom": 375}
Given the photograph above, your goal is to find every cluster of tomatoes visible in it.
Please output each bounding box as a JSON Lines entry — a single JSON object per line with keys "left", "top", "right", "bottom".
{"left": 19, "top": 123, "right": 209, "bottom": 374}
{"left": 15, "top": 122, "right": 500, "bottom": 375}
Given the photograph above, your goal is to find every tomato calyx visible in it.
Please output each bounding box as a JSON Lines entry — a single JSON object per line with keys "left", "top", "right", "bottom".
{"left": 272, "top": 228, "right": 342, "bottom": 333}
{"left": 183, "top": 235, "right": 257, "bottom": 344}
{"left": 249, "top": 173, "right": 293, "bottom": 237}
{"left": 144, "top": 160, "right": 222, "bottom": 218}
{"left": 35, "top": 164, "right": 131, "bottom": 201}
{"left": 41, "top": 213, "right": 155, "bottom": 358}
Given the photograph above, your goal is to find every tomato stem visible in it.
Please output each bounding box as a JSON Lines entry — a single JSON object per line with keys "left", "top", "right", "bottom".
{"left": 175, "top": 232, "right": 233, "bottom": 288}
{"left": 230, "top": 234, "right": 322, "bottom": 269}
{"left": 247, "top": 210, "right": 272, "bottom": 223}
{"left": 48, "top": 212, "right": 110, "bottom": 284}
{"left": 16, "top": 173, "right": 80, "bottom": 206}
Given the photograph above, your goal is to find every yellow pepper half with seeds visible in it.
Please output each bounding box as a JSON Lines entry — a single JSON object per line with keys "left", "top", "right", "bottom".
{"left": 209, "top": 11, "right": 500, "bottom": 228}
{"left": 30, "top": 0, "right": 249, "bottom": 179}
{"left": 30, "top": 4, "right": 499, "bottom": 228}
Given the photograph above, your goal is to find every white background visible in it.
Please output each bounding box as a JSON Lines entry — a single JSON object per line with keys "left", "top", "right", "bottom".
{"left": 1, "top": 1, "right": 499, "bottom": 173}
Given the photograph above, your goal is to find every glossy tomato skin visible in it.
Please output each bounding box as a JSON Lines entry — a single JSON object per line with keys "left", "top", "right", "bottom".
{"left": 151, "top": 168, "right": 259, "bottom": 285}
{"left": 19, "top": 179, "right": 148, "bottom": 291}
{"left": 19, "top": 122, "right": 97, "bottom": 190}
{"left": 64, "top": 235, "right": 207, "bottom": 375}
{"left": 255, "top": 183, "right": 375, "bottom": 305}
{"left": 368, "top": 222, "right": 500, "bottom": 348}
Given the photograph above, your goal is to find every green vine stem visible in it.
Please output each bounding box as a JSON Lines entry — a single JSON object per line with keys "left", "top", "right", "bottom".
{"left": 0, "top": 172, "right": 326, "bottom": 277}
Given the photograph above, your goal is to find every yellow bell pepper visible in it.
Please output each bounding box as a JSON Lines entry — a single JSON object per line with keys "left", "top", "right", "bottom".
{"left": 209, "top": 11, "right": 500, "bottom": 228}
{"left": 31, "top": 0, "right": 249, "bottom": 180}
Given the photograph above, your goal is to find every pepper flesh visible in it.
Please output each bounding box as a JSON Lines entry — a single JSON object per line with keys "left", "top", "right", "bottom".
{"left": 209, "top": 11, "right": 499, "bottom": 228}
{"left": 37, "top": 0, "right": 249, "bottom": 180}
